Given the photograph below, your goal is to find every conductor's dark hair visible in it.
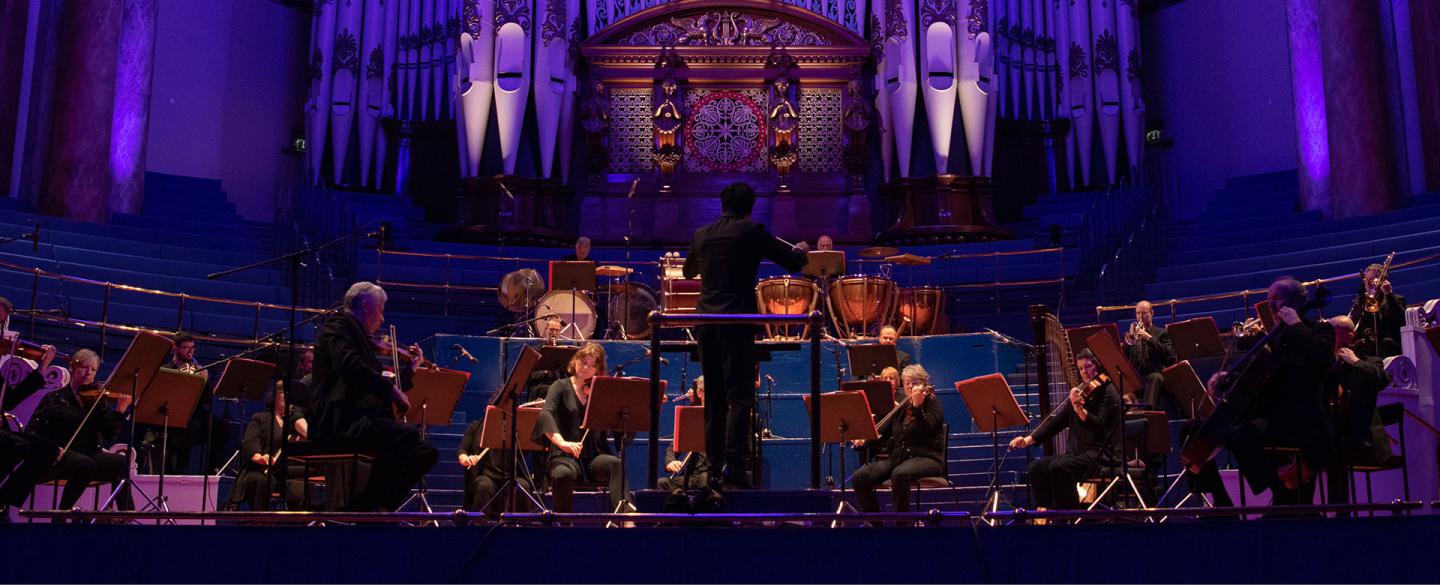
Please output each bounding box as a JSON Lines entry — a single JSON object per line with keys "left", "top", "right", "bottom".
{"left": 720, "top": 182, "right": 757, "bottom": 216}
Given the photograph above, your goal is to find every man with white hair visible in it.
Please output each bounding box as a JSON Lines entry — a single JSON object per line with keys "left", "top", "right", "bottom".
{"left": 309, "top": 282, "right": 438, "bottom": 512}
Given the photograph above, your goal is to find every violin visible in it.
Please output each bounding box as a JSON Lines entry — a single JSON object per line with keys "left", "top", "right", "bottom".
{"left": 372, "top": 333, "right": 430, "bottom": 369}
{"left": 0, "top": 335, "right": 69, "bottom": 363}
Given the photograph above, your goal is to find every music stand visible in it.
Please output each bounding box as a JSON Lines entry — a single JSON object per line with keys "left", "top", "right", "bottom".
{"left": 549, "top": 261, "right": 597, "bottom": 340}
{"left": 1162, "top": 360, "right": 1213, "bottom": 421}
{"left": 1066, "top": 324, "right": 1118, "bottom": 358}
{"left": 476, "top": 404, "right": 548, "bottom": 513}
{"left": 206, "top": 358, "right": 274, "bottom": 517}
{"left": 1167, "top": 317, "right": 1224, "bottom": 362}
{"left": 105, "top": 332, "right": 171, "bottom": 517}
{"left": 1085, "top": 330, "right": 1146, "bottom": 506}
{"left": 133, "top": 368, "right": 205, "bottom": 520}
{"left": 846, "top": 343, "right": 898, "bottom": 380}
{"left": 1254, "top": 300, "right": 1276, "bottom": 330}
{"left": 669, "top": 405, "right": 705, "bottom": 488}
{"left": 955, "top": 373, "right": 1028, "bottom": 513}
{"left": 583, "top": 376, "right": 658, "bottom": 511}
{"left": 802, "top": 391, "right": 876, "bottom": 517}
{"left": 396, "top": 368, "right": 468, "bottom": 514}
{"left": 840, "top": 380, "right": 896, "bottom": 420}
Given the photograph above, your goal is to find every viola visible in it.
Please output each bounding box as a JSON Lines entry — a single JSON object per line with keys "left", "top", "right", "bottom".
{"left": 0, "top": 335, "right": 69, "bottom": 363}
{"left": 372, "top": 334, "right": 430, "bottom": 369}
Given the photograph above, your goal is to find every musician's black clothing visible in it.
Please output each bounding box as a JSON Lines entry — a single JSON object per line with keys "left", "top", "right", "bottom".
{"left": 26, "top": 386, "right": 133, "bottom": 510}
{"left": 1025, "top": 379, "right": 1121, "bottom": 510}
{"left": 458, "top": 419, "right": 534, "bottom": 514}
{"left": 533, "top": 377, "right": 624, "bottom": 512}
{"left": 1348, "top": 289, "right": 1405, "bottom": 359}
{"left": 1226, "top": 318, "right": 1335, "bottom": 503}
{"left": 658, "top": 445, "right": 709, "bottom": 492}
{"left": 226, "top": 412, "right": 304, "bottom": 510}
{"left": 683, "top": 213, "right": 807, "bottom": 481}
{"left": 1125, "top": 324, "right": 1176, "bottom": 415}
{"left": 895, "top": 348, "right": 912, "bottom": 371}
{"left": 309, "top": 312, "right": 438, "bottom": 511}
{"left": 851, "top": 393, "right": 945, "bottom": 512}
{"left": 0, "top": 371, "right": 57, "bottom": 507}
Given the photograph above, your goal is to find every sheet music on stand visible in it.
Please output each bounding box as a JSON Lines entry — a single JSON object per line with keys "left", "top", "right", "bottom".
{"left": 845, "top": 343, "right": 898, "bottom": 381}
{"left": 401, "top": 368, "right": 469, "bottom": 426}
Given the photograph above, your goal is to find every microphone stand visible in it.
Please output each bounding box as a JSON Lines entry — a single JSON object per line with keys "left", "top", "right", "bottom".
{"left": 206, "top": 222, "right": 383, "bottom": 517}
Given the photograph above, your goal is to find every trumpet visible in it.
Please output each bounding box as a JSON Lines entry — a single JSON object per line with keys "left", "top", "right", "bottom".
{"left": 1124, "top": 321, "right": 1145, "bottom": 345}
{"left": 1232, "top": 317, "right": 1264, "bottom": 337}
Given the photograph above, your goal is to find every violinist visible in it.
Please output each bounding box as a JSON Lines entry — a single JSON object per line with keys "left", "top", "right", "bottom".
{"left": 25, "top": 349, "right": 135, "bottom": 511}
{"left": 309, "top": 282, "right": 438, "bottom": 512}
{"left": 223, "top": 388, "right": 306, "bottom": 511}
{"left": 1009, "top": 349, "right": 1120, "bottom": 511}
{"left": 1123, "top": 301, "right": 1176, "bottom": 415}
{"left": 1347, "top": 262, "right": 1404, "bottom": 359}
{"left": 849, "top": 365, "right": 945, "bottom": 514}
{"left": 659, "top": 376, "right": 708, "bottom": 492}
{"left": 532, "top": 342, "right": 625, "bottom": 513}
{"left": 0, "top": 340, "right": 66, "bottom": 516}
{"left": 457, "top": 415, "right": 535, "bottom": 517}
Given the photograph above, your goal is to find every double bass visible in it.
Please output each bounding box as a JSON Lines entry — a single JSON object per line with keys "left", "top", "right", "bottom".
{"left": 1179, "top": 285, "right": 1330, "bottom": 471}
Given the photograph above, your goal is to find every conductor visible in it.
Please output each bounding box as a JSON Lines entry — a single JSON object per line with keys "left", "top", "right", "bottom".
{"left": 683, "top": 182, "right": 809, "bottom": 489}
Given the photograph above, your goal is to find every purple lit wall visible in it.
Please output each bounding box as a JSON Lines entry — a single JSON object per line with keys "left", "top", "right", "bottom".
{"left": 1284, "top": 0, "right": 1329, "bottom": 215}
{"left": 1140, "top": 0, "right": 1298, "bottom": 220}
{"left": 145, "top": 0, "right": 309, "bottom": 221}
{"left": 109, "top": 0, "right": 157, "bottom": 218}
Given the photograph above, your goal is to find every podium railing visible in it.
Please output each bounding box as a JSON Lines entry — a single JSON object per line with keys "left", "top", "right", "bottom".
{"left": 647, "top": 310, "right": 825, "bottom": 489}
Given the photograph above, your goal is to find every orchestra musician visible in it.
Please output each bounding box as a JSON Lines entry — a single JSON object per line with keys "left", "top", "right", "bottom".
{"left": 816, "top": 235, "right": 834, "bottom": 252}
{"left": 283, "top": 347, "right": 317, "bottom": 417}
{"left": 684, "top": 182, "right": 809, "bottom": 490}
{"left": 1009, "top": 349, "right": 1121, "bottom": 511}
{"left": 849, "top": 365, "right": 945, "bottom": 514}
{"left": 457, "top": 417, "right": 535, "bottom": 516}
{"left": 659, "top": 376, "right": 708, "bottom": 492}
{"left": 561, "top": 237, "right": 592, "bottom": 262}
{"left": 526, "top": 317, "right": 567, "bottom": 402}
{"left": 1224, "top": 277, "right": 1335, "bottom": 505}
{"left": 1123, "top": 300, "right": 1176, "bottom": 415}
{"left": 877, "top": 326, "right": 912, "bottom": 370}
{"left": 142, "top": 332, "right": 229, "bottom": 475}
{"left": 1347, "top": 262, "right": 1404, "bottom": 359}
{"left": 1324, "top": 316, "right": 1394, "bottom": 503}
{"left": 0, "top": 340, "right": 65, "bottom": 517}
{"left": 223, "top": 389, "right": 306, "bottom": 511}
{"left": 309, "top": 282, "right": 439, "bottom": 512}
{"left": 25, "top": 349, "right": 135, "bottom": 511}
{"left": 879, "top": 366, "right": 901, "bottom": 403}
{"left": 533, "top": 342, "right": 625, "bottom": 513}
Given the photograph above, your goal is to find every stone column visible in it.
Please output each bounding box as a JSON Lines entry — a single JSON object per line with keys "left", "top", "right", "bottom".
{"left": 109, "top": 0, "right": 158, "bottom": 217}
{"left": 1318, "top": 0, "right": 1398, "bottom": 218}
{"left": 1284, "top": 0, "right": 1330, "bottom": 216}
{"left": 40, "top": 0, "right": 122, "bottom": 222}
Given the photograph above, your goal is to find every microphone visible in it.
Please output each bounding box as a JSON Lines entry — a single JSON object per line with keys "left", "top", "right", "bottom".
{"left": 29, "top": 221, "right": 39, "bottom": 253}
{"left": 452, "top": 344, "right": 479, "bottom": 365}
{"left": 643, "top": 347, "right": 670, "bottom": 365}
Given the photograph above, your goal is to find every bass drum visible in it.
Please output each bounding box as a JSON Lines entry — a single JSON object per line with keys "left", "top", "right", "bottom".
{"left": 608, "top": 283, "right": 658, "bottom": 340}
{"left": 829, "top": 275, "right": 897, "bottom": 339}
{"left": 756, "top": 277, "right": 818, "bottom": 340}
{"left": 897, "top": 287, "right": 947, "bottom": 335}
{"left": 535, "top": 290, "right": 597, "bottom": 340}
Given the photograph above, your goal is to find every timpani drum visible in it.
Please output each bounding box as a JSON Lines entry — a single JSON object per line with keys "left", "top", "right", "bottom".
{"left": 828, "top": 275, "right": 898, "bottom": 339}
{"left": 755, "top": 277, "right": 820, "bottom": 340}
{"left": 897, "top": 287, "right": 947, "bottom": 336}
{"left": 535, "top": 290, "right": 597, "bottom": 340}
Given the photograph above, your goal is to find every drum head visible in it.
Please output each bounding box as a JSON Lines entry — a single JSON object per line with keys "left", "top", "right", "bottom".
{"left": 609, "top": 284, "right": 658, "bottom": 339}
{"left": 499, "top": 269, "right": 545, "bottom": 313}
{"left": 535, "top": 290, "right": 597, "bottom": 339}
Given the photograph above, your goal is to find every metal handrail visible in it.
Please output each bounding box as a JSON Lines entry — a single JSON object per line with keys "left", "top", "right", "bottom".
{"left": 647, "top": 310, "right": 825, "bottom": 490}
{"left": 0, "top": 259, "right": 328, "bottom": 314}
{"left": 1093, "top": 249, "right": 1440, "bottom": 321}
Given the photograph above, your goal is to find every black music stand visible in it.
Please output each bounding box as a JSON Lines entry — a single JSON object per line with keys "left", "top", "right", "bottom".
{"left": 477, "top": 404, "right": 549, "bottom": 513}
{"left": 1085, "top": 330, "right": 1148, "bottom": 506}
{"left": 841, "top": 380, "right": 897, "bottom": 419}
{"left": 583, "top": 376, "right": 657, "bottom": 512}
{"left": 1254, "top": 300, "right": 1276, "bottom": 330}
{"left": 397, "top": 368, "right": 468, "bottom": 514}
{"left": 670, "top": 405, "right": 705, "bottom": 488}
{"left": 549, "top": 261, "right": 597, "bottom": 341}
{"left": 955, "top": 373, "right": 1028, "bottom": 514}
{"left": 802, "top": 391, "right": 876, "bottom": 517}
{"left": 133, "top": 368, "right": 205, "bottom": 521}
{"left": 206, "top": 358, "right": 274, "bottom": 517}
{"left": 106, "top": 332, "right": 171, "bottom": 516}
{"left": 1067, "top": 324, "right": 1118, "bottom": 359}
{"left": 1167, "top": 317, "right": 1225, "bottom": 362}
{"left": 846, "top": 343, "right": 898, "bottom": 380}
